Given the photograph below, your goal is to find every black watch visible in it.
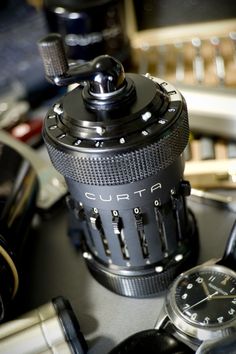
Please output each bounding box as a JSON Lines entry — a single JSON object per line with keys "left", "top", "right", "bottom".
{"left": 154, "top": 219, "right": 236, "bottom": 351}
{"left": 108, "top": 219, "right": 236, "bottom": 354}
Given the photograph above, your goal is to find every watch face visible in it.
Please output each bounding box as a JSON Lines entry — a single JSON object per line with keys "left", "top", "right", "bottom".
{"left": 173, "top": 265, "right": 236, "bottom": 327}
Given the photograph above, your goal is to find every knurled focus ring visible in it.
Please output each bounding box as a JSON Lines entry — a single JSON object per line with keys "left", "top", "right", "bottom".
{"left": 45, "top": 110, "right": 188, "bottom": 186}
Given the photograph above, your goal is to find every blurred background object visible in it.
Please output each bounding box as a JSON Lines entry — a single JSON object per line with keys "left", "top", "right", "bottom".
{"left": 127, "top": 0, "right": 236, "bottom": 87}
{"left": 0, "top": 0, "right": 59, "bottom": 107}
{"left": 125, "top": 1, "right": 236, "bottom": 142}
{"left": 124, "top": 0, "right": 236, "bottom": 198}
{"left": 43, "top": 0, "right": 132, "bottom": 68}
{"left": 0, "top": 136, "right": 39, "bottom": 321}
{"left": 0, "top": 296, "right": 87, "bottom": 354}
{"left": 132, "top": 0, "right": 236, "bottom": 30}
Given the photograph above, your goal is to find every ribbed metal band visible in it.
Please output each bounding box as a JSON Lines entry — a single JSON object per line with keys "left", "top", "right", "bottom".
{"left": 87, "top": 261, "right": 177, "bottom": 297}
{"left": 45, "top": 110, "right": 189, "bottom": 186}
{"left": 86, "top": 245, "right": 196, "bottom": 297}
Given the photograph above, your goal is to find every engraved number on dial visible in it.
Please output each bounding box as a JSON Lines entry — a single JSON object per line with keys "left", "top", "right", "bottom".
{"left": 175, "top": 268, "right": 236, "bottom": 326}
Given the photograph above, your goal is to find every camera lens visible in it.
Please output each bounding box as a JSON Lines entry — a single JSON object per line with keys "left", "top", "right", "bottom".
{"left": 0, "top": 296, "right": 87, "bottom": 354}
{"left": 43, "top": 69, "right": 198, "bottom": 297}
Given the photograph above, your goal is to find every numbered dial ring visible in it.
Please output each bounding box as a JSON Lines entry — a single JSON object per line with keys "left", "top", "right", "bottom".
{"left": 166, "top": 265, "right": 236, "bottom": 342}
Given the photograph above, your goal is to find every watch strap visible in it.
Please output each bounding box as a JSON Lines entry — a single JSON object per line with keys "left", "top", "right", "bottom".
{"left": 218, "top": 219, "right": 236, "bottom": 270}
{"left": 107, "top": 329, "right": 194, "bottom": 354}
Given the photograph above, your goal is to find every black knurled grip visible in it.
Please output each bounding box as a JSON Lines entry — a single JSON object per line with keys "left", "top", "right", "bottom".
{"left": 45, "top": 110, "right": 189, "bottom": 186}
{"left": 38, "top": 33, "right": 69, "bottom": 78}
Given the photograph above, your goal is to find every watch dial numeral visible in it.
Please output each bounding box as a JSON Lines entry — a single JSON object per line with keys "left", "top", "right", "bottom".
{"left": 217, "top": 316, "right": 224, "bottom": 323}
{"left": 221, "top": 276, "right": 230, "bottom": 286}
{"left": 231, "top": 298, "right": 236, "bottom": 305}
{"left": 182, "top": 293, "right": 188, "bottom": 299}
{"left": 187, "top": 283, "right": 193, "bottom": 289}
{"left": 191, "top": 313, "right": 197, "bottom": 320}
{"left": 209, "top": 276, "right": 216, "bottom": 282}
{"left": 203, "top": 317, "right": 210, "bottom": 324}
{"left": 196, "top": 277, "right": 203, "bottom": 283}
{"left": 183, "top": 304, "right": 190, "bottom": 310}
{"left": 228, "top": 308, "right": 235, "bottom": 315}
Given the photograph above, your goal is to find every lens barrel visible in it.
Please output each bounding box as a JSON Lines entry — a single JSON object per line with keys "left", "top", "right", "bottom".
{"left": 0, "top": 296, "right": 87, "bottom": 354}
{"left": 43, "top": 72, "right": 198, "bottom": 297}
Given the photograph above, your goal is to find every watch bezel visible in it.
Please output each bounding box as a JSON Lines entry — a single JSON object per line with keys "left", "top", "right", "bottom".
{"left": 165, "top": 264, "right": 236, "bottom": 342}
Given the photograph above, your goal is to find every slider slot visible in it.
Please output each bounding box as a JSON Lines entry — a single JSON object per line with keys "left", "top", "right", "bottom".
{"left": 118, "top": 230, "right": 130, "bottom": 260}
{"left": 99, "top": 230, "right": 111, "bottom": 257}
{"left": 66, "top": 197, "right": 95, "bottom": 249}
{"left": 138, "top": 229, "right": 149, "bottom": 258}
{"left": 133, "top": 208, "right": 149, "bottom": 259}
{"left": 112, "top": 211, "right": 129, "bottom": 260}
{"left": 175, "top": 203, "right": 183, "bottom": 241}
{"left": 171, "top": 194, "right": 182, "bottom": 240}
{"left": 171, "top": 189, "right": 189, "bottom": 241}
{"left": 154, "top": 204, "right": 168, "bottom": 254}
{"left": 90, "top": 209, "right": 111, "bottom": 257}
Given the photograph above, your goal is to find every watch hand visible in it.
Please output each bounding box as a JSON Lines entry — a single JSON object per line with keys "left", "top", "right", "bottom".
{"left": 201, "top": 280, "right": 210, "bottom": 296}
{"left": 183, "top": 291, "right": 218, "bottom": 312}
{"left": 211, "top": 294, "right": 236, "bottom": 299}
{"left": 183, "top": 296, "right": 210, "bottom": 312}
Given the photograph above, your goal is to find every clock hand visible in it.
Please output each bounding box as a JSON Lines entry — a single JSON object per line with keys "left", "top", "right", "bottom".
{"left": 183, "top": 291, "right": 218, "bottom": 312}
{"left": 211, "top": 294, "right": 236, "bottom": 299}
{"left": 201, "top": 280, "right": 210, "bottom": 296}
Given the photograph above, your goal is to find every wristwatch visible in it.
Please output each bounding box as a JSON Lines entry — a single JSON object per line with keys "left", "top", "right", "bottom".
{"left": 108, "top": 219, "right": 236, "bottom": 354}
{"left": 155, "top": 262, "right": 236, "bottom": 351}
{"left": 154, "top": 218, "right": 236, "bottom": 351}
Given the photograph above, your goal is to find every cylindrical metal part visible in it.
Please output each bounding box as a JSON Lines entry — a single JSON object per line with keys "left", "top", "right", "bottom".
{"left": 0, "top": 141, "right": 39, "bottom": 320}
{"left": 43, "top": 71, "right": 198, "bottom": 297}
{"left": 0, "top": 297, "right": 87, "bottom": 354}
{"left": 38, "top": 33, "right": 69, "bottom": 78}
{"left": 43, "top": 0, "right": 131, "bottom": 67}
